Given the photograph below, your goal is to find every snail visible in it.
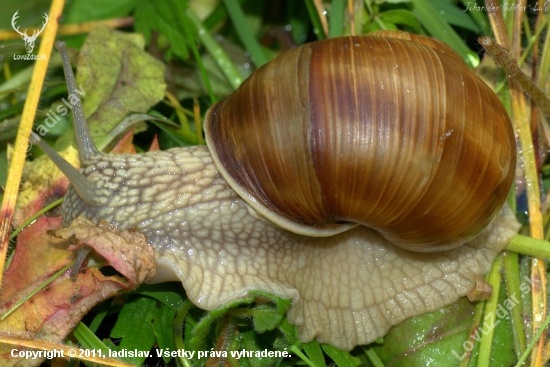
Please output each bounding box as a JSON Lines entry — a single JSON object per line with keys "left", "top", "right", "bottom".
{"left": 31, "top": 30, "right": 520, "bottom": 351}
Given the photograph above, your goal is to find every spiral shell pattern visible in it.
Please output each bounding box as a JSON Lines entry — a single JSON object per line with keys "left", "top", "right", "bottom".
{"left": 205, "top": 31, "right": 515, "bottom": 251}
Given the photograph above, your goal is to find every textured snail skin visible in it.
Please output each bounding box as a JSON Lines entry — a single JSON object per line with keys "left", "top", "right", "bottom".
{"left": 206, "top": 31, "right": 516, "bottom": 251}
{"left": 61, "top": 145, "right": 519, "bottom": 350}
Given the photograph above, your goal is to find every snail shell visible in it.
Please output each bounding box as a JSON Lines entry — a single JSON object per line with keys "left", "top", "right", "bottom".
{"left": 205, "top": 30, "right": 515, "bottom": 252}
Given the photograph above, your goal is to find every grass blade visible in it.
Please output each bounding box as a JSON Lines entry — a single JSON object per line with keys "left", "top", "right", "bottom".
{"left": 329, "top": 0, "right": 346, "bottom": 38}
{"left": 223, "top": 0, "right": 269, "bottom": 67}
{"left": 411, "top": 0, "right": 479, "bottom": 67}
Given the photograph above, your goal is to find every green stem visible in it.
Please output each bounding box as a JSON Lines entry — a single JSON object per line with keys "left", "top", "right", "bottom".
{"left": 502, "top": 252, "right": 526, "bottom": 359}
{"left": 174, "top": 300, "right": 194, "bottom": 367}
{"left": 411, "top": 0, "right": 479, "bottom": 67}
{"left": 223, "top": 0, "right": 269, "bottom": 67}
{"left": 514, "top": 309, "right": 550, "bottom": 367}
{"left": 364, "top": 345, "right": 385, "bottom": 367}
{"left": 175, "top": 3, "right": 217, "bottom": 103}
{"left": 289, "top": 345, "right": 317, "bottom": 367}
{"left": 328, "top": 0, "right": 346, "bottom": 38}
{"left": 506, "top": 234, "right": 550, "bottom": 259}
{"left": 476, "top": 257, "right": 502, "bottom": 367}
{"left": 185, "top": 9, "right": 243, "bottom": 90}
{"left": 518, "top": 17, "right": 547, "bottom": 67}
{"left": 304, "top": 0, "right": 326, "bottom": 39}
{"left": 72, "top": 322, "right": 110, "bottom": 355}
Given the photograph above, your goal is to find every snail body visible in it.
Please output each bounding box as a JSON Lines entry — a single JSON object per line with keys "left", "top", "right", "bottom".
{"left": 34, "top": 32, "right": 519, "bottom": 350}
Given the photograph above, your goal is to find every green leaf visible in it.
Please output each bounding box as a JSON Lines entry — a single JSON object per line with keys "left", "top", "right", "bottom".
{"left": 379, "top": 0, "right": 412, "bottom": 3}
{"left": 240, "top": 329, "right": 280, "bottom": 367}
{"left": 363, "top": 345, "right": 385, "bottom": 367}
{"left": 411, "top": 0, "right": 479, "bottom": 67}
{"left": 240, "top": 293, "right": 293, "bottom": 335}
{"left": 372, "top": 298, "right": 475, "bottom": 366}
{"left": 63, "top": 0, "right": 136, "bottom": 23}
{"left": 321, "top": 344, "right": 361, "bottom": 367}
{"left": 133, "top": 283, "right": 186, "bottom": 311}
{"left": 502, "top": 253, "right": 526, "bottom": 359}
{"left": 277, "top": 318, "right": 300, "bottom": 348}
{"left": 251, "top": 304, "right": 283, "bottom": 333}
{"left": 249, "top": 291, "right": 292, "bottom": 315}
{"left": 303, "top": 339, "right": 326, "bottom": 367}
{"left": 134, "top": 0, "right": 190, "bottom": 60}
{"left": 185, "top": 8, "right": 244, "bottom": 90}
{"left": 72, "top": 322, "right": 110, "bottom": 356}
{"left": 379, "top": 9, "right": 420, "bottom": 31}
{"left": 248, "top": 291, "right": 296, "bottom": 342}
{"left": 55, "top": 25, "right": 166, "bottom": 152}
{"left": 153, "top": 305, "right": 177, "bottom": 363}
{"left": 203, "top": 2, "right": 229, "bottom": 30}
{"left": 109, "top": 295, "right": 161, "bottom": 365}
{"left": 223, "top": 0, "right": 269, "bottom": 67}
{"left": 88, "top": 299, "right": 112, "bottom": 333}
{"left": 189, "top": 297, "right": 254, "bottom": 351}
{"left": 328, "top": 0, "right": 346, "bottom": 38}
{"left": 287, "top": 1, "right": 311, "bottom": 44}
{"left": 426, "top": 0, "right": 480, "bottom": 32}
{"left": 461, "top": 0, "right": 491, "bottom": 34}
{"left": 486, "top": 276, "right": 519, "bottom": 367}
{"left": 304, "top": 0, "right": 327, "bottom": 39}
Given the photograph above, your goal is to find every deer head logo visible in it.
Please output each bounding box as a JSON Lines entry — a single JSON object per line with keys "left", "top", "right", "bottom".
{"left": 11, "top": 11, "right": 48, "bottom": 54}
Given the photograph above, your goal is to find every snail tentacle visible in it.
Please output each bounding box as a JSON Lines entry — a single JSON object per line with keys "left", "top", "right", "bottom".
{"left": 30, "top": 132, "right": 100, "bottom": 206}
{"left": 28, "top": 42, "right": 101, "bottom": 206}
{"left": 55, "top": 41, "right": 100, "bottom": 163}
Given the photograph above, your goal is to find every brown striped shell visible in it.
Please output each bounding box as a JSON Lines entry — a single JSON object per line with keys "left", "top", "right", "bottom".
{"left": 204, "top": 30, "right": 515, "bottom": 252}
